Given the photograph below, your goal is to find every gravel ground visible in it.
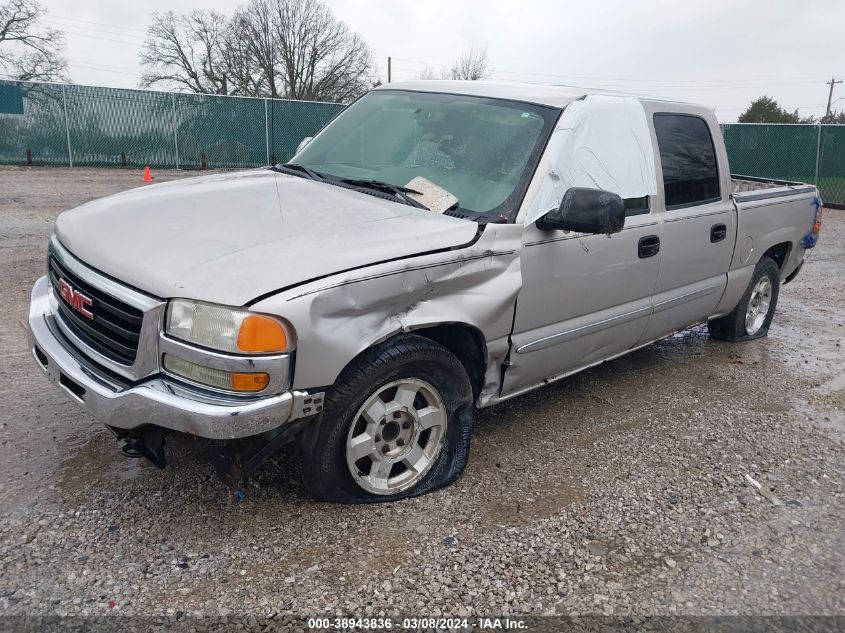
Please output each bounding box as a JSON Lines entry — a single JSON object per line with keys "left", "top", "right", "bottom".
{"left": 0, "top": 167, "right": 843, "bottom": 627}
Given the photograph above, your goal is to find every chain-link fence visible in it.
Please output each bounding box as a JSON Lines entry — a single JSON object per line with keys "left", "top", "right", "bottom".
{"left": 722, "top": 123, "right": 845, "bottom": 206}
{"left": 2, "top": 81, "right": 844, "bottom": 206}
{"left": 0, "top": 80, "right": 345, "bottom": 170}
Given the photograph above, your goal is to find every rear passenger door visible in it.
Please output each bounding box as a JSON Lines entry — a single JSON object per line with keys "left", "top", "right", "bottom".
{"left": 638, "top": 110, "right": 735, "bottom": 344}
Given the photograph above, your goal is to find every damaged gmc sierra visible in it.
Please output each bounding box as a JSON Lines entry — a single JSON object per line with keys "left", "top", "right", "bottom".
{"left": 28, "top": 81, "right": 822, "bottom": 502}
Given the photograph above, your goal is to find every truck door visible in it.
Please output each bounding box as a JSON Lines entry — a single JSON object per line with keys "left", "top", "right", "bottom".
{"left": 503, "top": 201, "right": 662, "bottom": 397}
{"left": 638, "top": 110, "right": 735, "bottom": 344}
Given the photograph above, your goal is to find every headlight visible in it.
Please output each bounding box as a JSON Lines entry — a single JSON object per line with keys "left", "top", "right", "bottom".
{"left": 166, "top": 299, "right": 293, "bottom": 354}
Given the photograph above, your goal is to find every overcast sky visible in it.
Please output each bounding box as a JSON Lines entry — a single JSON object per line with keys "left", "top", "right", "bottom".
{"left": 38, "top": 0, "right": 845, "bottom": 122}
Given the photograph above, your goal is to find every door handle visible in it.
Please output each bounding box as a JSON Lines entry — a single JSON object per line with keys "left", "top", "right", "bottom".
{"left": 638, "top": 235, "right": 660, "bottom": 258}
{"left": 710, "top": 223, "right": 727, "bottom": 243}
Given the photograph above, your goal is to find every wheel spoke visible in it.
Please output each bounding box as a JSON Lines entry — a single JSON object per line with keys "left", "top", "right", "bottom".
{"left": 402, "top": 444, "right": 429, "bottom": 474}
{"left": 368, "top": 459, "right": 393, "bottom": 490}
{"left": 362, "top": 398, "right": 387, "bottom": 425}
{"left": 348, "top": 432, "right": 375, "bottom": 462}
{"left": 416, "top": 406, "right": 443, "bottom": 430}
{"left": 392, "top": 383, "right": 420, "bottom": 410}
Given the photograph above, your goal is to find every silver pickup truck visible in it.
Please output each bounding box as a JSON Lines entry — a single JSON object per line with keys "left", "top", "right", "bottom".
{"left": 28, "top": 81, "right": 823, "bottom": 502}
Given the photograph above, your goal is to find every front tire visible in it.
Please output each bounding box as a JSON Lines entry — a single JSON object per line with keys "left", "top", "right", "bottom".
{"left": 708, "top": 256, "right": 781, "bottom": 341}
{"left": 298, "top": 334, "right": 473, "bottom": 503}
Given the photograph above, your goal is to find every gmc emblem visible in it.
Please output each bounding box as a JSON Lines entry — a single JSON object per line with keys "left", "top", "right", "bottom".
{"left": 58, "top": 278, "right": 94, "bottom": 320}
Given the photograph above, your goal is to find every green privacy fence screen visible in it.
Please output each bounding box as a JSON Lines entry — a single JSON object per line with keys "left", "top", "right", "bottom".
{"left": 722, "top": 123, "right": 845, "bottom": 206}
{"left": 2, "top": 81, "right": 845, "bottom": 205}
{"left": 0, "top": 80, "right": 346, "bottom": 170}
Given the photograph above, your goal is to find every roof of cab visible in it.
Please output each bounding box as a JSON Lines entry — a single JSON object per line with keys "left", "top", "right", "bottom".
{"left": 373, "top": 80, "right": 588, "bottom": 109}
{"left": 373, "top": 80, "right": 701, "bottom": 113}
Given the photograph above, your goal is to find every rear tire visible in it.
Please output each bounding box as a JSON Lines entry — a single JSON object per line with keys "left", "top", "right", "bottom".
{"left": 298, "top": 334, "right": 473, "bottom": 503}
{"left": 708, "top": 256, "right": 780, "bottom": 341}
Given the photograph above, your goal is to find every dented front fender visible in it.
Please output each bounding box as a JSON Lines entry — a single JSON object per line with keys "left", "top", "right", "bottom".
{"left": 250, "top": 224, "right": 523, "bottom": 406}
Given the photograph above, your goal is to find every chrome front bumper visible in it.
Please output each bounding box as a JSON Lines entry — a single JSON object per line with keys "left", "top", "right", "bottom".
{"left": 28, "top": 276, "right": 322, "bottom": 440}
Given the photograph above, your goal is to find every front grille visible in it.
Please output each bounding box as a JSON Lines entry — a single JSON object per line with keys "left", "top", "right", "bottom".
{"left": 48, "top": 251, "right": 143, "bottom": 365}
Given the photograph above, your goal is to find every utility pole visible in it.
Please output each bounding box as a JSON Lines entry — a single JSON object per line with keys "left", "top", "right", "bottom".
{"left": 388, "top": 57, "right": 392, "bottom": 83}
{"left": 825, "top": 76, "right": 842, "bottom": 121}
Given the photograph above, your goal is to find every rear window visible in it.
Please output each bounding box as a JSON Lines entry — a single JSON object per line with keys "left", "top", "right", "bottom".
{"left": 653, "top": 114, "right": 720, "bottom": 208}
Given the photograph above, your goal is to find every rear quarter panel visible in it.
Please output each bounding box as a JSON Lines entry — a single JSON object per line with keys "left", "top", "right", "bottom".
{"left": 712, "top": 190, "right": 817, "bottom": 317}
{"left": 732, "top": 191, "right": 817, "bottom": 276}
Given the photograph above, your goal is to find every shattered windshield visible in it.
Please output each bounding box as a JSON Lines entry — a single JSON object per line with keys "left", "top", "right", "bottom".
{"left": 292, "top": 89, "right": 559, "bottom": 222}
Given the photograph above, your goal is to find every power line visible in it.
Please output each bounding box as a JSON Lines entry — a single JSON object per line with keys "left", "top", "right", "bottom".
{"left": 498, "top": 76, "right": 822, "bottom": 92}
{"left": 488, "top": 71, "right": 825, "bottom": 90}
{"left": 390, "top": 67, "right": 823, "bottom": 98}
{"left": 69, "top": 61, "right": 140, "bottom": 76}
{"left": 716, "top": 103, "right": 829, "bottom": 112}
{"left": 390, "top": 57, "right": 829, "bottom": 87}
{"left": 68, "top": 58, "right": 139, "bottom": 73}
{"left": 49, "top": 14, "right": 149, "bottom": 36}
{"left": 53, "top": 28, "right": 145, "bottom": 46}
{"left": 45, "top": 20, "right": 146, "bottom": 43}
{"left": 71, "top": 64, "right": 135, "bottom": 76}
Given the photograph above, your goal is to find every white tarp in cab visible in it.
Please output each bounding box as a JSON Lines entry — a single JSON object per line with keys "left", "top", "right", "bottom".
{"left": 524, "top": 95, "right": 658, "bottom": 225}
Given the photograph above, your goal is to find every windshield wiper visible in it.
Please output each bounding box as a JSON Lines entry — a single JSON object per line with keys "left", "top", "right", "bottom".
{"left": 339, "top": 178, "right": 429, "bottom": 210}
{"left": 272, "top": 163, "right": 326, "bottom": 181}
{"left": 274, "top": 166, "right": 431, "bottom": 211}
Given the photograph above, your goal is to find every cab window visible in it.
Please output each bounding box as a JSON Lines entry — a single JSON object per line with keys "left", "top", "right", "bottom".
{"left": 653, "top": 114, "right": 720, "bottom": 209}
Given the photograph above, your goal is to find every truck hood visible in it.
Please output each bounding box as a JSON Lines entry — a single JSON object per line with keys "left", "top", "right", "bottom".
{"left": 55, "top": 170, "right": 477, "bottom": 305}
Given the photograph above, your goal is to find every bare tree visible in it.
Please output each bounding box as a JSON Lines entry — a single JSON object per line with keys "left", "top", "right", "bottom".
{"left": 0, "top": 0, "right": 67, "bottom": 81}
{"left": 239, "top": 0, "right": 375, "bottom": 102}
{"left": 232, "top": 1, "right": 279, "bottom": 97}
{"left": 221, "top": 16, "right": 265, "bottom": 96}
{"left": 139, "top": 0, "right": 375, "bottom": 103}
{"left": 140, "top": 11, "right": 235, "bottom": 94}
{"left": 450, "top": 46, "right": 490, "bottom": 81}
{"left": 417, "top": 66, "right": 446, "bottom": 80}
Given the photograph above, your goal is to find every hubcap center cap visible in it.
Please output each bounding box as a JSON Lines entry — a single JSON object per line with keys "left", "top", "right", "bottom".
{"left": 381, "top": 420, "right": 401, "bottom": 442}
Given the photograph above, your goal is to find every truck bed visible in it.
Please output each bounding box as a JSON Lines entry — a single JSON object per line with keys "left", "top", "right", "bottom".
{"left": 731, "top": 174, "right": 817, "bottom": 203}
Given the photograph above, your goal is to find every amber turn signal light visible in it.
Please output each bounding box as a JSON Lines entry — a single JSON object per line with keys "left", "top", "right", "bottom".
{"left": 230, "top": 372, "right": 270, "bottom": 392}
{"left": 237, "top": 314, "right": 289, "bottom": 353}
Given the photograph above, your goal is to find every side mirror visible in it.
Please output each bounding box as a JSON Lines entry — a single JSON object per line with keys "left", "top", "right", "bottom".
{"left": 295, "top": 137, "right": 313, "bottom": 154}
{"left": 536, "top": 187, "right": 625, "bottom": 235}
